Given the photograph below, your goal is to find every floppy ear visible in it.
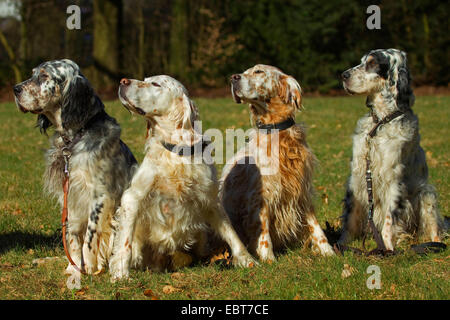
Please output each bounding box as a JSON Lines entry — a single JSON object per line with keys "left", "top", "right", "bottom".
{"left": 36, "top": 114, "right": 52, "bottom": 134}
{"left": 61, "top": 74, "right": 100, "bottom": 130}
{"left": 180, "top": 93, "right": 199, "bottom": 131}
{"left": 278, "top": 75, "right": 302, "bottom": 110}
{"left": 395, "top": 54, "right": 415, "bottom": 109}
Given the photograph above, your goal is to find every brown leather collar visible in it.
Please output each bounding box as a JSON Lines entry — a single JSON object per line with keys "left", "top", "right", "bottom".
{"left": 368, "top": 110, "right": 404, "bottom": 138}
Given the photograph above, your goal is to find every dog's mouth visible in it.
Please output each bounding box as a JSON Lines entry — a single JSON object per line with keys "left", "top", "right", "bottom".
{"left": 119, "top": 86, "right": 146, "bottom": 116}
{"left": 231, "top": 86, "right": 242, "bottom": 104}
{"left": 30, "top": 108, "right": 44, "bottom": 114}
{"left": 15, "top": 100, "right": 43, "bottom": 114}
{"left": 17, "top": 103, "right": 29, "bottom": 113}
{"left": 343, "top": 84, "right": 356, "bottom": 95}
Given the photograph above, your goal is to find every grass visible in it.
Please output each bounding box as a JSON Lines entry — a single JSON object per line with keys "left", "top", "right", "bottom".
{"left": 0, "top": 95, "right": 448, "bottom": 300}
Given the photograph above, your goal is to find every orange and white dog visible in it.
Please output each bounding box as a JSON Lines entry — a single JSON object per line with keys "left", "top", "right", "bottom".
{"left": 221, "top": 65, "right": 334, "bottom": 262}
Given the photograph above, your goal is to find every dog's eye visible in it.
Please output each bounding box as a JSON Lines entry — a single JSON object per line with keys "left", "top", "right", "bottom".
{"left": 254, "top": 70, "right": 264, "bottom": 74}
{"left": 151, "top": 82, "right": 161, "bottom": 87}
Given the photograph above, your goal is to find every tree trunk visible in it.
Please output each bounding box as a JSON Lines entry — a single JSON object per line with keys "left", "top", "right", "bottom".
{"left": 92, "top": 0, "right": 123, "bottom": 88}
{"left": 137, "top": 1, "right": 145, "bottom": 80}
{"left": 0, "top": 29, "right": 22, "bottom": 83}
{"left": 169, "top": 0, "right": 190, "bottom": 81}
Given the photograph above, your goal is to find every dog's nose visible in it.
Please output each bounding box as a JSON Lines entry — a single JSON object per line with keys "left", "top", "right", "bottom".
{"left": 120, "top": 78, "right": 131, "bottom": 86}
{"left": 341, "top": 71, "right": 351, "bottom": 80}
{"left": 13, "top": 85, "right": 22, "bottom": 95}
{"left": 231, "top": 74, "right": 241, "bottom": 82}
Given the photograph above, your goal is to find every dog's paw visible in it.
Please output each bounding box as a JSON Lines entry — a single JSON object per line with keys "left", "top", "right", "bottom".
{"left": 109, "top": 265, "right": 129, "bottom": 282}
{"left": 233, "top": 253, "right": 259, "bottom": 268}
{"left": 320, "top": 243, "right": 336, "bottom": 257}
{"left": 64, "top": 263, "right": 80, "bottom": 276}
{"left": 109, "top": 255, "right": 130, "bottom": 282}
{"left": 82, "top": 245, "right": 99, "bottom": 274}
{"left": 257, "top": 246, "right": 276, "bottom": 263}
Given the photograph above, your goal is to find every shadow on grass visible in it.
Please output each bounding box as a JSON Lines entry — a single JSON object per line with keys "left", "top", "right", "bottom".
{"left": 0, "top": 230, "right": 62, "bottom": 255}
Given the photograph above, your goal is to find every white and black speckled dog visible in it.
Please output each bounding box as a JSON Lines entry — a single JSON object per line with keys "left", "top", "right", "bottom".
{"left": 13, "top": 59, "right": 137, "bottom": 275}
{"left": 338, "top": 49, "right": 445, "bottom": 250}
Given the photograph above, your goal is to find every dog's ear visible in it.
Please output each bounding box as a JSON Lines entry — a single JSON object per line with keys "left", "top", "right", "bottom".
{"left": 180, "top": 93, "right": 199, "bottom": 131}
{"left": 61, "top": 74, "right": 100, "bottom": 130}
{"left": 395, "top": 53, "right": 415, "bottom": 109}
{"left": 279, "top": 75, "right": 302, "bottom": 110}
{"left": 36, "top": 114, "right": 52, "bottom": 134}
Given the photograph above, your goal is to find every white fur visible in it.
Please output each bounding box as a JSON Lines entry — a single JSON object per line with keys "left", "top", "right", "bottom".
{"left": 109, "top": 76, "right": 256, "bottom": 280}
{"left": 339, "top": 49, "right": 445, "bottom": 249}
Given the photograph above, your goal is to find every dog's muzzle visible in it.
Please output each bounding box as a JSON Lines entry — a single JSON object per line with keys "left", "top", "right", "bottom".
{"left": 341, "top": 71, "right": 356, "bottom": 95}
{"left": 119, "top": 79, "right": 146, "bottom": 116}
{"left": 230, "top": 74, "right": 242, "bottom": 103}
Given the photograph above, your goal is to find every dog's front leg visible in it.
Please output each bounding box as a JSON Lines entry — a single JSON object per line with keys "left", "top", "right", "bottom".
{"left": 82, "top": 194, "right": 112, "bottom": 274}
{"left": 306, "top": 214, "right": 335, "bottom": 256}
{"left": 255, "top": 206, "right": 276, "bottom": 262}
{"left": 109, "top": 164, "right": 155, "bottom": 281}
{"left": 207, "top": 203, "right": 258, "bottom": 267}
{"left": 64, "top": 222, "right": 83, "bottom": 275}
{"left": 82, "top": 195, "right": 116, "bottom": 274}
{"left": 381, "top": 213, "right": 394, "bottom": 251}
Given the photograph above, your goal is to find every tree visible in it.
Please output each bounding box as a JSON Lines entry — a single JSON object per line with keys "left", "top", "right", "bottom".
{"left": 168, "top": 0, "right": 190, "bottom": 82}
{"left": 92, "top": 0, "right": 123, "bottom": 87}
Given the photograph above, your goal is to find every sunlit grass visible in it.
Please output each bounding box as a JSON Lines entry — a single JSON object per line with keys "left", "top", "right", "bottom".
{"left": 0, "top": 95, "right": 448, "bottom": 299}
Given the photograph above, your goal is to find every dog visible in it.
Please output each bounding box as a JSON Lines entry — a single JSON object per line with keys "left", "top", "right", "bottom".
{"left": 221, "top": 64, "right": 334, "bottom": 262}
{"left": 109, "top": 75, "right": 257, "bottom": 280}
{"left": 13, "top": 59, "right": 137, "bottom": 274}
{"left": 339, "top": 49, "right": 445, "bottom": 250}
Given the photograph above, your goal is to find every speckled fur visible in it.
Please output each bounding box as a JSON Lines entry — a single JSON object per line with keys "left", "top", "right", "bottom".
{"left": 13, "top": 59, "right": 137, "bottom": 275}
{"left": 222, "top": 65, "right": 334, "bottom": 262}
{"left": 339, "top": 49, "right": 445, "bottom": 249}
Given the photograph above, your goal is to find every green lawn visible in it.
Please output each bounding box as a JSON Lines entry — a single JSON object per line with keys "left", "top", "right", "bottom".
{"left": 0, "top": 95, "right": 448, "bottom": 300}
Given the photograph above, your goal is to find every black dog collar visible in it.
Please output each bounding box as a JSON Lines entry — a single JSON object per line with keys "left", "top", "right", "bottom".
{"left": 161, "top": 139, "right": 212, "bottom": 157}
{"left": 256, "top": 117, "right": 295, "bottom": 133}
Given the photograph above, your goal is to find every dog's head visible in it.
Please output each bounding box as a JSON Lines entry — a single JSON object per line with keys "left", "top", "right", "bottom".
{"left": 341, "top": 49, "right": 414, "bottom": 110}
{"left": 118, "top": 75, "right": 198, "bottom": 131}
{"left": 230, "top": 64, "right": 302, "bottom": 118}
{"left": 13, "top": 59, "right": 102, "bottom": 133}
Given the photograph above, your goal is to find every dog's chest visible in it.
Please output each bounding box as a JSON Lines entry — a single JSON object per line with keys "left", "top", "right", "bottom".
{"left": 140, "top": 162, "right": 216, "bottom": 228}
{"left": 351, "top": 118, "right": 407, "bottom": 199}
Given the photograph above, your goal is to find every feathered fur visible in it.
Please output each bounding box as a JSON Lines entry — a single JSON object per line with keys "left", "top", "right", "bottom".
{"left": 13, "top": 59, "right": 137, "bottom": 274}
{"left": 221, "top": 64, "right": 334, "bottom": 262}
{"left": 339, "top": 49, "right": 445, "bottom": 249}
{"left": 109, "top": 75, "right": 256, "bottom": 280}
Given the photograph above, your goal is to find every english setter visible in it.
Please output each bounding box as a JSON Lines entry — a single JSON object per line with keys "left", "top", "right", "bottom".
{"left": 221, "top": 64, "right": 334, "bottom": 262}
{"left": 13, "top": 59, "right": 137, "bottom": 275}
{"left": 338, "top": 49, "right": 445, "bottom": 250}
{"left": 109, "top": 75, "right": 256, "bottom": 280}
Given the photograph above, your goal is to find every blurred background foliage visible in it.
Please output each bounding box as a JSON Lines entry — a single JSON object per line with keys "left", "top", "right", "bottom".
{"left": 0, "top": 0, "right": 448, "bottom": 94}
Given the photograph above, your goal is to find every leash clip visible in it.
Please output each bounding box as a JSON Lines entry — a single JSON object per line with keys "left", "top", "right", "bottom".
{"left": 62, "top": 147, "right": 71, "bottom": 175}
